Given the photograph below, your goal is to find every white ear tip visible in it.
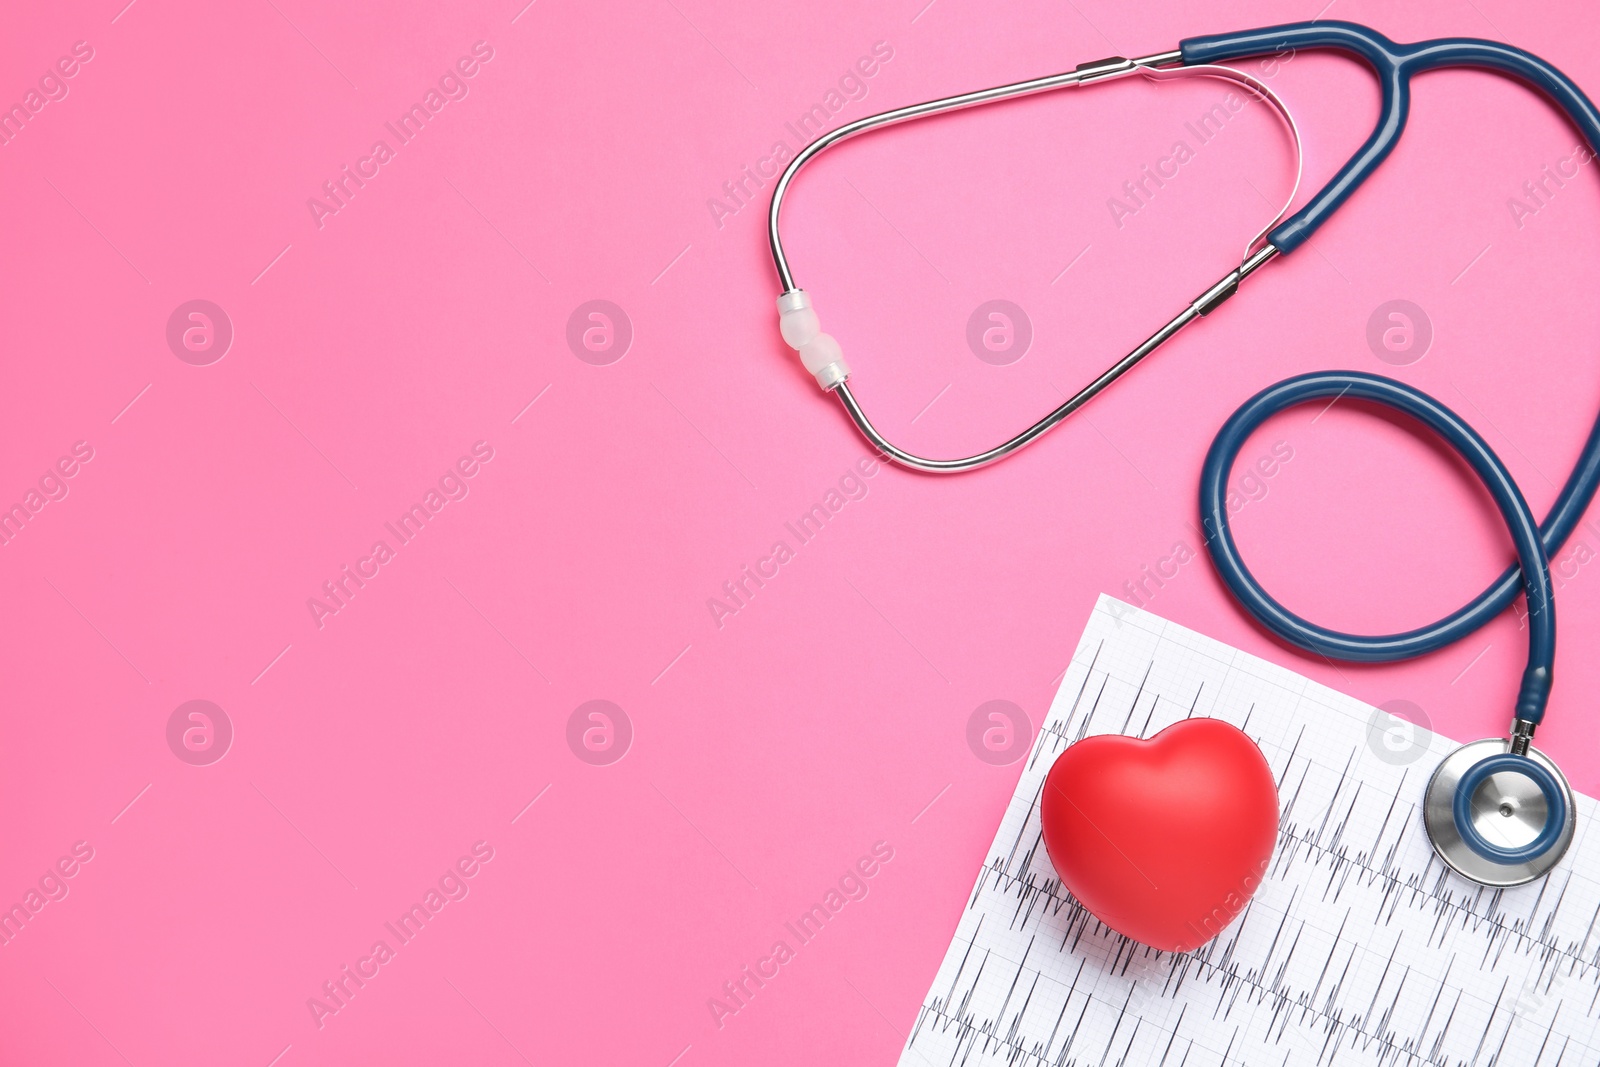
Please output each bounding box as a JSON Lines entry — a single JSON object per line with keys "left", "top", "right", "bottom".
{"left": 780, "top": 306, "right": 821, "bottom": 348}
{"left": 776, "top": 290, "right": 848, "bottom": 389}
{"left": 800, "top": 334, "right": 849, "bottom": 389}
{"left": 799, "top": 333, "right": 843, "bottom": 373}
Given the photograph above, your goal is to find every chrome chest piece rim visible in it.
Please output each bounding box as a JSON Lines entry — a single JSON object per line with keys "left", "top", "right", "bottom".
{"left": 1424, "top": 739, "right": 1575, "bottom": 886}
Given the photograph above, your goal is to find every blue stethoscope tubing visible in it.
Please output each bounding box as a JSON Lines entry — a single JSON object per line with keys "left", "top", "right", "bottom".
{"left": 1200, "top": 373, "right": 1555, "bottom": 703}
{"left": 1189, "top": 21, "right": 1600, "bottom": 874}
{"left": 1182, "top": 22, "right": 1600, "bottom": 256}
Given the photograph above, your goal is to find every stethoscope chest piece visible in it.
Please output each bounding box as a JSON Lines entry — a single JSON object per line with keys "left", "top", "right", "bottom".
{"left": 1424, "top": 740, "right": 1576, "bottom": 886}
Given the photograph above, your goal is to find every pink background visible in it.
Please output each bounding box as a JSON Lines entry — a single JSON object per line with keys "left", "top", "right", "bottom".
{"left": 5, "top": 0, "right": 1600, "bottom": 1062}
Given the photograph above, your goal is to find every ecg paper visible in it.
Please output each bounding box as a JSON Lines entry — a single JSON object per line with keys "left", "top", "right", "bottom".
{"left": 899, "top": 594, "right": 1600, "bottom": 1067}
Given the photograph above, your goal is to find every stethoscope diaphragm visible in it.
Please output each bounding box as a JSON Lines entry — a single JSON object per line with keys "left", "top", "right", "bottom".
{"left": 1424, "top": 739, "right": 1575, "bottom": 886}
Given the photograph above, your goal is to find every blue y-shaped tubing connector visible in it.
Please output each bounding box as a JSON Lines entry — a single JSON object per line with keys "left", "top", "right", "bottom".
{"left": 1180, "top": 22, "right": 1600, "bottom": 257}
{"left": 1179, "top": 22, "right": 1600, "bottom": 728}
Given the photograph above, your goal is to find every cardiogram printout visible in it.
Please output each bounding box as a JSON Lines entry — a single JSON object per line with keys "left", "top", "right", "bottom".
{"left": 899, "top": 594, "right": 1600, "bottom": 1067}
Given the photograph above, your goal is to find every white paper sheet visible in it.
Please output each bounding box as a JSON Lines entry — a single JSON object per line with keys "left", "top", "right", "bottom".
{"left": 899, "top": 594, "right": 1600, "bottom": 1067}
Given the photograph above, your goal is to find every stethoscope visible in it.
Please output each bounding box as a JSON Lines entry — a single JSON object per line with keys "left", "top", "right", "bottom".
{"left": 766, "top": 21, "right": 1600, "bottom": 888}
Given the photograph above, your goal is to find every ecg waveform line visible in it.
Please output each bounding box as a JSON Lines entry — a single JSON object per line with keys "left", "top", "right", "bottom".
{"left": 898, "top": 597, "right": 1600, "bottom": 1067}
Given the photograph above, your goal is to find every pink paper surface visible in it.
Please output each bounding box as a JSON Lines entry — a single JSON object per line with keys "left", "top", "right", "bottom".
{"left": 4, "top": 0, "right": 1600, "bottom": 1063}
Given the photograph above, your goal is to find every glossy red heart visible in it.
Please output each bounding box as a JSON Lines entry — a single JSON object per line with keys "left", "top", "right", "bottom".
{"left": 1040, "top": 717, "right": 1278, "bottom": 952}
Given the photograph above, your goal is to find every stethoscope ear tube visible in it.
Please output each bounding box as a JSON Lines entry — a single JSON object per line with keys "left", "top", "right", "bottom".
{"left": 763, "top": 45, "right": 1304, "bottom": 471}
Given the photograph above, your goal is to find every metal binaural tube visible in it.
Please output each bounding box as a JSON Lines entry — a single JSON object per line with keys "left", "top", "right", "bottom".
{"left": 767, "top": 50, "right": 1186, "bottom": 292}
{"left": 830, "top": 246, "right": 1277, "bottom": 473}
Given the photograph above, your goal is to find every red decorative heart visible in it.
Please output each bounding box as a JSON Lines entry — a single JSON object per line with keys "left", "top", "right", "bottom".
{"left": 1040, "top": 717, "right": 1278, "bottom": 952}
